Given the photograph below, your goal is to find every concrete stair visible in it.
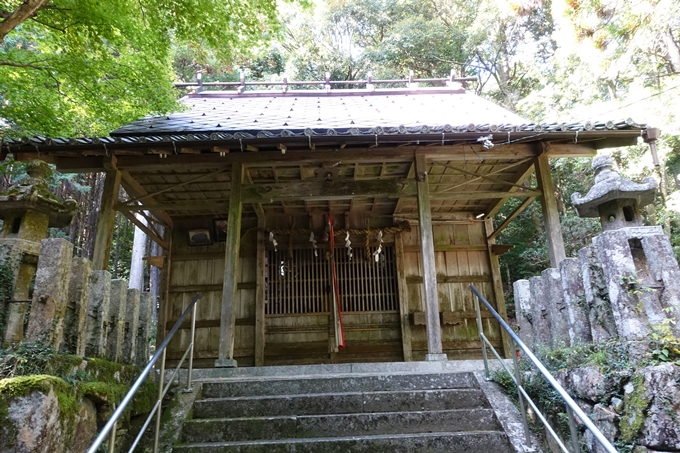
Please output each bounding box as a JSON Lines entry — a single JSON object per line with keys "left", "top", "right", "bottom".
{"left": 172, "top": 370, "right": 515, "bottom": 452}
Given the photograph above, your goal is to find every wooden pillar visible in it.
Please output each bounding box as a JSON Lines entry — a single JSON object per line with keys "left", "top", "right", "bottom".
{"left": 534, "top": 153, "right": 566, "bottom": 267}
{"left": 216, "top": 162, "right": 243, "bottom": 367}
{"left": 92, "top": 168, "right": 121, "bottom": 270}
{"left": 254, "top": 218, "right": 266, "bottom": 366}
{"left": 415, "top": 154, "right": 446, "bottom": 360}
{"left": 156, "top": 227, "right": 173, "bottom": 353}
{"left": 395, "top": 232, "right": 412, "bottom": 361}
{"left": 484, "top": 218, "right": 512, "bottom": 358}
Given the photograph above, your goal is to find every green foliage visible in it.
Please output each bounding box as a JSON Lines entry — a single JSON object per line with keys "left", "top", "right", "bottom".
{"left": 649, "top": 307, "right": 680, "bottom": 365}
{"left": 0, "top": 0, "right": 289, "bottom": 138}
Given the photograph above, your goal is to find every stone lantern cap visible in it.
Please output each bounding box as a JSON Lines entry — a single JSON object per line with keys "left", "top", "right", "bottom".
{"left": 0, "top": 160, "right": 77, "bottom": 227}
{"left": 571, "top": 155, "right": 657, "bottom": 218}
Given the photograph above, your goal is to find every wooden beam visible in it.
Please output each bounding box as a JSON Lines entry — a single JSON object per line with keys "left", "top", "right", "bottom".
{"left": 216, "top": 162, "right": 244, "bottom": 367}
{"left": 393, "top": 162, "right": 415, "bottom": 215}
{"left": 485, "top": 218, "right": 512, "bottom": 358}
{"left": 485, "top": 161, "right": 536, "bottom": 218}
{"left": 395, "top": 232, "right": 412, "bottom": 361}
{"left": 544, "top": 142, "right": 596, "bottom": 158}
{"left": 119, "top": 211, "right": 169, "bottom": 249}
{"left": 535, "top": 150, "right": 566, "bottom": 266}
{"left": 49, "top": 143, "right": 539, "bottom": 173}
{"left": 241, "top": 179, "right": 417, "bottom": 203}
{"left": 114, "top": 202, "right": 229, "bottom": 212}
{"left": 415, "top": 154, "right": 445, "bottom": 359}
{"left": 428, "top": 190, "right": 540, "bottom": 200}
{"left": 254, "top": 219, "right": 266, "bottom": 366}
{"left": 119, "top": 171, "right": 173, "bottom": 227}
{"left": 487, "top": 197, "right": 536, "bottom": 241}
{"left": 92, "top": 167, "right": 121, "bottom": 270}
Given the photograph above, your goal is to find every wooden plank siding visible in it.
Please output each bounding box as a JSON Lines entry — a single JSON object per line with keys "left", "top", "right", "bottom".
{"left": 162, "top": 215, "right": 502, "bottom": 366}
{"left": 400, "top": 222, "right": 503, "bottom": 360}
{"left": 164, "top": 218, "right": 258, "bottom": 367}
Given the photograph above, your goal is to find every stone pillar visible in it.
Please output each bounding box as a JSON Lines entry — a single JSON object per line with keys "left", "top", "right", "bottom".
{"left": 529, "top": 275, "right": 552, "bottom": 346}
{"left": 85, "top": 271, "right": 111, "bottom": 357}
{"left": 25, "top": 239, "right": 73, "bottom": 347}
{"left": 513, "top": 279, "right": 534, "bottom": 347}
{"left": 560, "top": 258, "right": 592, "bottom": 345}
{"left": 1, "top": 243, "right": 38, "bottom": 346}
{"left": 640, "top": 234, "right": 680, "bottom": 334}
{"left": 542, "top": 268, "right": 570, "bottom": 347}
{"left": 62, "top": 257, "right": 92, "bottom": 355}
{"left": 595, "top": 231, "right": 659, "bottom": 341}
{"left": 579, "top": 245, "right": 617, "bottom": 343}
{"left": 106, "top": 279, "right": 128, "bottom": 362}
{"left": 136, "top": 292, "right": 154, "bottom": 367}
{"left": 0, "top": 160, "right": 76, "bottom": 346}
{"left": 122, "top": 289, "right": 140, "bottom": 364}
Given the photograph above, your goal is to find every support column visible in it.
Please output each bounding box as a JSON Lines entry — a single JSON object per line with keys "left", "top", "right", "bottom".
{"left": 395, "top": 232, "right": 412, "bottom": 361}
{"left": 93, "top": 167, "right": 121, "bottom": 270}
{"left": 216, "top": 162, "right": 243, "bottom": 368}
{"left": 254, "top": 218, "right": 266, "bottom": 366}
{"left": 534, "top": 152, "right": 566, "bottom": 267}
{"left": 484, "top": 218, "right": 512, "bottom": 358}
{"left": 415, "top": 154, "right": 445, "bottom": 361}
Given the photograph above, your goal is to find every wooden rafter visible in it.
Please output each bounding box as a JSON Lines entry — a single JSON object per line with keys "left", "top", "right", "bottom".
{"left": 119, "top": 171, "right": 173, "bottom": 227}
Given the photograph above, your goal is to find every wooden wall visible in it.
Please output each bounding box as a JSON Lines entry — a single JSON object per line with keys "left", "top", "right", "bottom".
{"left": 399, "top": 221, "right": 503, "bottom": 360}
{"left": 164, "top": 217, "right": 257, "bottom": 367}
{"left": 162, "top": 216, "right": 504, "bottom": 367}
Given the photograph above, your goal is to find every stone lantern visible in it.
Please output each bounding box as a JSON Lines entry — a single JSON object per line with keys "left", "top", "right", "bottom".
{"left": 571, "top": 155, "right": 657, "bottom": 231}
{"left": 571, "top": 155, "right": 680, "bottom": 357}
{"left": 0, "top": 160, "right": 77, "bottom": 345}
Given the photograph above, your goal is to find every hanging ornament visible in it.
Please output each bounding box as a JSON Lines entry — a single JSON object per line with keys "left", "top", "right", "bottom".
{"left": 309, "top": 232, "right": 318, "bottom": 257}
{"left": 372, "top": 230, "right": 384, "bottom": 262}
{"left": 268, "top": 231, "right": 278, "bottom": 251}
{"left": 345, "top": 231, "right": 353, "bottom": 260}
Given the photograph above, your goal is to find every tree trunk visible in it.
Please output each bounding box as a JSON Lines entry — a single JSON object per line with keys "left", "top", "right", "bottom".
{"left": 129, "top": 213, "right": 148, "bottom": 290}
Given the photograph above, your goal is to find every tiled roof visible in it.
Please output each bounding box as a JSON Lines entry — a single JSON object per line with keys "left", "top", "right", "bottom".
{"left": 3, "top": 88, "right": 647, "bottom": 149}
{"left": 111, "top": 88, "right": 529, "bottom": 136}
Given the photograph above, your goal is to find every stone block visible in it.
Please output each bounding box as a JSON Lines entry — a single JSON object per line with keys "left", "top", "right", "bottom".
{"left": 85, "top": 271, "right": 111, "bottom": 357}
{"left": 25, "top": 238, "right": 73, "bottom": 347}
{"left": 1, "top": 242, "right": 33, "bottom": 346}
{"left": 528, "top": 275, "right": 552, "bottom": 346}
{"left": 584, "top": 403, "right": 619, "bottom": 453}
{"left": 512, "top": 279, "right": 534, "bottom": 347}
{"left": 106, "top": 279, "right": 128, "bottom": 362}
{"left": 579, "top": 245, "right": 617, "bottom": 342}
{"left": 542, "top": 267, "right": 569, "bottom": 347}
{"left": 641, "top": 234, "right": 680, "bottom": 334}
{"left": 61, "top": 257, "right": 92, "bottom": 355}
{"left": 595, "top": 230, "right": 652, "bottom": 342}
{"left": 622, "top": 364, "right": 680, "bottom": 451}
{"left": 560, "top": 258, "right": 592, "bottom": 345}
{"left": 136, "top": 292, "right": 154, "bottom": 367}
{"left": 122, "top": 289, "right": 140, "bottom": 364}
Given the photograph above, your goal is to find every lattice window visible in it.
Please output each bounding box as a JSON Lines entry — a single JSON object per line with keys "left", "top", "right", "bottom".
{"left": 265, "top": 246, "right": 398, "bottom": 315}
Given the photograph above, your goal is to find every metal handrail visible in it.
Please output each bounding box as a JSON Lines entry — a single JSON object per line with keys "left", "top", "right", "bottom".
{"left": 87, "top": 293, "right": 202, "bottom": 453}
{"left": 469, "top": 285, "right": 617, "bottom": 453}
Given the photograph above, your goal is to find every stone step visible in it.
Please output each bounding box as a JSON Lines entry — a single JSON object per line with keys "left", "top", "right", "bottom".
{"left": 193, "top": 388, "right": 490, "bottom": 419}
{"left": 181, "top": 408, "right": 500, "bottom": 444}
{"left": 200, "top": 372, "right": 477, "bottom": 398}
{"left": 173, "top": 431, "right": 513, "bottom": 453}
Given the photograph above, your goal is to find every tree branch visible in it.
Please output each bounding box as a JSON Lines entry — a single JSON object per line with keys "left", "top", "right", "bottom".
{"left": 0, "top": 0, "right": 52, "bottom": 44}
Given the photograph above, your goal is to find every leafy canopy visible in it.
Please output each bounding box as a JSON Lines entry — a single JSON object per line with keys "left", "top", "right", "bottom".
{"left": 0, "top": 0, "right": 285, "bottom": 138}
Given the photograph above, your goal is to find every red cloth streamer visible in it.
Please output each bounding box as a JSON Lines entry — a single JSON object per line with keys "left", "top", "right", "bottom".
{"left": 328, "top": 213, "right": 345, "bottom": 349}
